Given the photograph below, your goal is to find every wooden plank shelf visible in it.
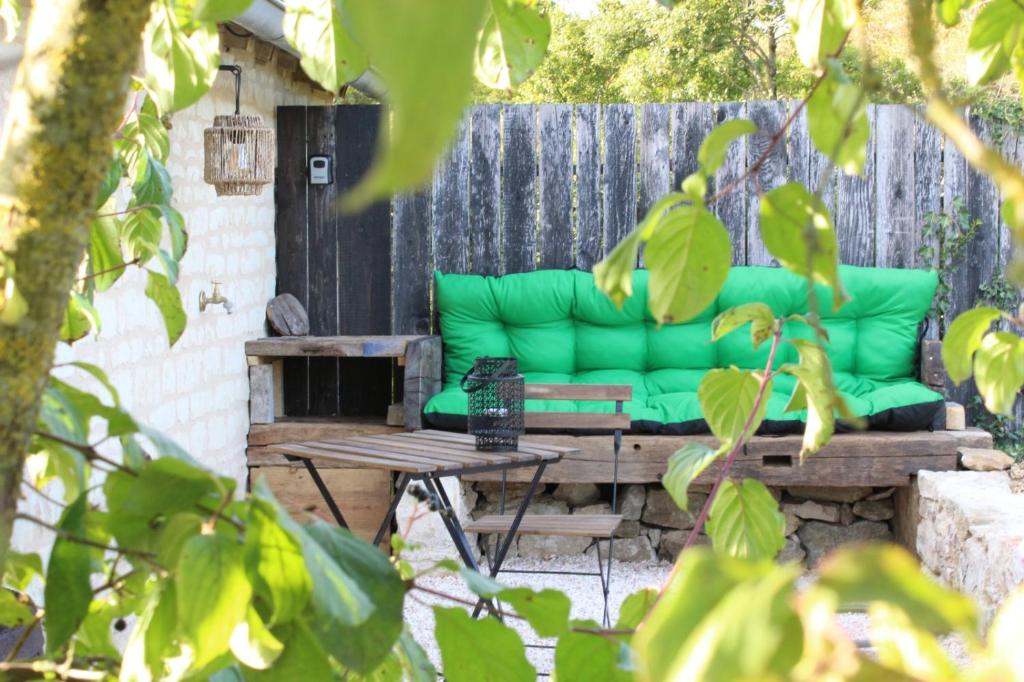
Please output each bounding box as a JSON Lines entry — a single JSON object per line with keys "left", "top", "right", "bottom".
{"left": 245, "top": 335, "right": 428, "bottom": 359}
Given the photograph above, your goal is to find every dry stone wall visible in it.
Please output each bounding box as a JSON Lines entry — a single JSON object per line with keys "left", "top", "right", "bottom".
{"left": 465, "top": 481, "right": 897, "bottom": 566}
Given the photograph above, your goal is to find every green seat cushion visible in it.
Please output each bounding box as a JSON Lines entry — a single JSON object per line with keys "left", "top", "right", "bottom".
{"left": 424, "top": 266, "right": 943, "bottom": 434}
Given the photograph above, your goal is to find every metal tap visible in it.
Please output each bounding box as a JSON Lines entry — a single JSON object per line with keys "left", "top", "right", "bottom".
{"left": 199, "top": 281, "right": 233, "bottom": 314}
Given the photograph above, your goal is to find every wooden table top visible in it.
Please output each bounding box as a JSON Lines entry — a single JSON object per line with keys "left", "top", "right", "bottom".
{"left": 267, "top": 429, "right": 574, "bottom": 474}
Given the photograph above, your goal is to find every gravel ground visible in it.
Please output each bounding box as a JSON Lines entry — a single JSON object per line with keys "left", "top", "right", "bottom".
{"left": 404, "top": 554, "right": 970, "bottom": 676}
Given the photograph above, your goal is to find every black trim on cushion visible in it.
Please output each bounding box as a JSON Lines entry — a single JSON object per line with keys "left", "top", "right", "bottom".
{"left": 422, "top": 399, "right": 944, "bottom": 436}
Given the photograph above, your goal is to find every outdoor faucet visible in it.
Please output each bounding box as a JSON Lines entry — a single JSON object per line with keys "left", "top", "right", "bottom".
{"left": 199, "top": 281, "right": 233, "bottom": 314}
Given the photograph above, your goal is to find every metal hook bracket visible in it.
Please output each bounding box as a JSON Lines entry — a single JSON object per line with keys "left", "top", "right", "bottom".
{"left": 218, "top": 64, "right": 242, "bottom": 115}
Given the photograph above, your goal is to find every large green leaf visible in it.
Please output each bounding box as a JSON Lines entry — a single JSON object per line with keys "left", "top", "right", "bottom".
{"left": 784, "top": 0, "right": 857, "bottom": 68}
{"left": 395, "top": 630, "right": 437, "bottom": 682}
{"left": 245, "top": 499, "right": 311, "bottom": 626}
{"left": 283, "top": 0, "right": 369, "bottom": 93}
{"left": 59, "top": 292, "right": 100, "bottom": 343}
{"left": 783, "top": 339, "right": 846, "bottom": 459}
{"left": 244, "top": 619, "right": 334, "bottom": 681}
{"left": 868, "top": 603, "right": 959, "bottom": 681}
{"left": 593, "top": 192, "right": 686, "bottom": 308}
{"left": 0, "top": 590, "right": 33, "bottom": 628}
{"left": 806, "top": 61, "right": 870, "bottom": 175}
{"left": 433, "top": 606, "right": 535, "bottom": 682}
{"left": 705, "top": 479, "right": 785, "bottom": 561}
{"left": 553, "top": 619, "right": 631, "bottom": 682}
{"left": 251, "top": 480, "right": 374, "bottom": 659}
{"left": 937, "top": 0, "right": 972, "bottom": 26}
{"left": 193, "top": 0, "right": 253, "bottom": 23}
{"left": 697, "top": 118, "right": 756, "bottom": 175}
{"left": 458, "top": 568, "right": 571, "bottom": 638}
{"left": 972, "top": 331, "right": 1024, "bottom": 415}
{"left": 760, "top": 183, "right": 844, "bottom": 307}
{"left": 615, "top": 588, "right": 657, "bottom": 630}
{"left": 340, "top": 0, "right": 488, "bottom": 210}
{"left": 145, "top": 270, "right": 186, "bottom": 346}
{"left": 645, "top": 206, "right": 732, "bottom": 324}
{"left": 89, "top": 216, "right": 125, "bottom": 292}
{"left": 941, "top": 307, "right": 1003, "bottom": 384}
{"left": 987, "top": 586, "right": 1024, "bottom": 679}
{"left": 632, "top": 549, "right": 802, "bottom": 682}
{"left": 816, "top": 544, "right": 977, "bottom": 635}
{"left": 698, "top": 368, "right": 769, "bottom": 443}
{"left": 142, "top": 1, "right": 221, "bottom": 114}
{"left": 44, "top": 495, "right": 92, "bottom": 654}
{"left": 176, "top": 534, "right": 252, "bottom": 668}
{"left": 104, "top": 457, "right": 228, "bottom": 552}
{"left": 304, "top": 521, "right": 405, "bottom": 673}
{"left": 476, "top": 0, "right": 552, "bottom": 89}
{"left": 663, "top": 442, "right": 722, "bottom": 511}
{"left": 711, "top": 302, "right": 776, "bottom": 348}
{"left": 229, "top": 606, "right": 284, "bottom": 671}
{"left": 966, "top": 0, "right": 1023, "bottom": 86}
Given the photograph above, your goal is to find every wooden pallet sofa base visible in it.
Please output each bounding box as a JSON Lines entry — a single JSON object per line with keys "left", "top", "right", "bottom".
{"left": 459, "top": 428, "right": 992, "bottom": 487}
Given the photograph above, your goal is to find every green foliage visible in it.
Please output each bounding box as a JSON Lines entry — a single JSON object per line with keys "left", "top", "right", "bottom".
{"left": 697, "top": 119, "right": 757, "bottom": 175}
{"left": 711, "top": 302, "right": 777, "bottom": 348}
{"left": 784, "top": 0, "right": 857, "bottom": 68}
{"left": 706, "top": 479, "right": 786, "bottom": 560}
{"left": 807, "top": 60, "right": 870, "bottom": 174}
{"left": 942, "top": 306, "right": 1004, "bottom": 384}
{"left": 142, "top": 1, "right": 222, "bottom": 114}
{"left": 781, "top": 338, "right": 849, "bottom": 459}
{"left": 918, "top": 196, "right": 982, "bottom": 331}
{"left": 969, "top": 394, "right": 1024, "bottom": 460}
{"left": 662, "top": 442, "right": 721, "bottom": 510}
{"left": 434, "top": 606, "right": 535, "bottom": 682}
{"left": 476, "top": 0, "right": 552, "bottom": 89}
{"left": 698, "top": 368, "right": 769, "bottom": 444}
{"left": 282, "top": 0, "right": 369, "bottom": 94}
{"left": 759, "top": 182, "right": 845, "bottom": 308}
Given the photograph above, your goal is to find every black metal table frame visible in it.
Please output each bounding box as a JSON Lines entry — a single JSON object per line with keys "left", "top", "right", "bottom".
{"left": 286, "top": 454, "right": 551, "bottom": 584}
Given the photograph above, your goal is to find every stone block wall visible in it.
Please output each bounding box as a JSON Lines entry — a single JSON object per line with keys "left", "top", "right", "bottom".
{"left": 465, "top": 481, "right": 898, "bottom": 566}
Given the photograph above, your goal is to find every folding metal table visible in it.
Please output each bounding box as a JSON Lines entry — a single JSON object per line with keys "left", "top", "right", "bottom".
{"left": 265, "top": 429, "right": 572, "bottom": 578}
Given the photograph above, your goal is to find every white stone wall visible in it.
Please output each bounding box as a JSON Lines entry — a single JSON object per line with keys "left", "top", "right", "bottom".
{"left": 916, "top": 471, "right": 1024, "bottom": 626}
{"left": 4, "top": 38, "right": 324, "bottom": 555}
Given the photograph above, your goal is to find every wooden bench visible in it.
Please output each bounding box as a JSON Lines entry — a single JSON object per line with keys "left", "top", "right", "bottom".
{"left": 409, "top": 338, "right": 992, "bottom": 488}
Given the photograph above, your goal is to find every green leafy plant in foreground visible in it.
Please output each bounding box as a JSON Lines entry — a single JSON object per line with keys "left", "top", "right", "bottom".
{"left": 2, "top": 0, "right": 1024, "bottom": 680}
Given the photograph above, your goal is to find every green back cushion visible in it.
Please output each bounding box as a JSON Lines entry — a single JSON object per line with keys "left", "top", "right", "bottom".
{"left": 427, "top": 265, "right": 942, "bottom": 432}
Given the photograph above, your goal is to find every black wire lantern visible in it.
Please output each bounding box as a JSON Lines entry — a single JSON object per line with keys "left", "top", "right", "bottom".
{"left": 461, "top": 357, "right": 525, "bottom": 451}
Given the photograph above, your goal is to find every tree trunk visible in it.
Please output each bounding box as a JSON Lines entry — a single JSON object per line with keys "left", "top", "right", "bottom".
{"left": 0, "top": 1, "right": 154, "bottom": 566}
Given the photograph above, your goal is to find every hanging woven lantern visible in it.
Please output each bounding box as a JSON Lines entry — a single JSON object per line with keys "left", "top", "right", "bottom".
{"left": 203, "top": 65, "right": 274, "bottom": 196}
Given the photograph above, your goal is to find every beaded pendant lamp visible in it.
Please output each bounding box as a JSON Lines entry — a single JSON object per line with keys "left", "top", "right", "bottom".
{"left": 203, "top": 65, "right": 274, "bottom": 196}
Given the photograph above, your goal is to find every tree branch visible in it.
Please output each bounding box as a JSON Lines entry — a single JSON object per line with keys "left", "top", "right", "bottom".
{"left": 34, "top": 431, "right": 137, "bottom": 477}
{"left": 14, "top": 513, "right": 156, "bottom": 562}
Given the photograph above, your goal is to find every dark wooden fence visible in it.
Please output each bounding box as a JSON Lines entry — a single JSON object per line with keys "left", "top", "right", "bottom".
{"left": 275, "top": 102, "right": 1022, "bottom": 425}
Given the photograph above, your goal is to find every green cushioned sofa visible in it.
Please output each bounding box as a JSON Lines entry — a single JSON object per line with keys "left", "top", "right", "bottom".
{"left": 423, "top": 265, "right": 944, "bottom": 435}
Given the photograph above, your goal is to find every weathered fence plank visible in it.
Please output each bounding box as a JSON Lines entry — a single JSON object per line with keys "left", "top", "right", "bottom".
{"left": 746, "top": 101, "right": 789, "bottom": 266}
{"left": 603, "top": 104, "right": 637, "bottom": 257}
{"left": 575, "top": 104, "right": 602, "bottom": 270}
{"left": 639, "top": 104, "right": 671, "bottom": 221}
{"left": 392, "top": 189, "right": 432, "bottom": 335}
{"left": 306, "top": 106, "right": 340, "bottom": 415}
{"left": 539, "top": 104, "right": 574, "bottom": 269}
{"left": 275, "top": 107, "right": 309, "bottom": 415}
{"left": 671, "top": 102, "right": 714, "bottom": 190}
{"left": 714, "top": 102, "right": 748, "bottom": 264}
{"left": 432, "top": 119, "right": 470, "bottom": 273}
{"left": 834, "top": 104, "right": 877, "bottom": 266}
{"left": 876, "top": 106, "right": 918, "bottom": 268}
{"left": 914, "top": 110, "right": 943, "bottom": 340}
{"left": 334, "top": 106, "right": 392, "bottom": 416}
{"left": 469, "top": 104, "right": 502, "bottom": 276}
{"left": 502, "top": 104, "right": 538, "bottom": 272}
{"left": 638, "top": 103, "right": 670, "bottom": 267}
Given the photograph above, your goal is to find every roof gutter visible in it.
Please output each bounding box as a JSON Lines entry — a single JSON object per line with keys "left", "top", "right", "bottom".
{"left": 231, "top": 0, "right": 385, "bottom": 100}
